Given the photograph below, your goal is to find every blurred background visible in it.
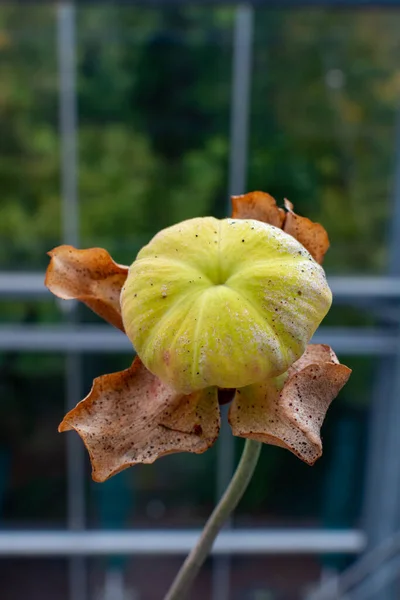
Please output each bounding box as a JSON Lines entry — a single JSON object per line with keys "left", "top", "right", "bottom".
{"left": 1, "top": 1, "right": 400, "bottom": 599}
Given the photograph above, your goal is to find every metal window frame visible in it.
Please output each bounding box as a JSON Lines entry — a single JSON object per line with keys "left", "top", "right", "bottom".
{"left": 2, "top": 2, "right": 400, "bottom": 600}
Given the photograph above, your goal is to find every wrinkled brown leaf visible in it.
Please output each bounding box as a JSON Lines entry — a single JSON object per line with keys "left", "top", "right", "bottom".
{"left": 229, "top": 345, "right": 351, "bottom": 464}
{"left": 283, "top": 199, "right": 329, "bottom": 264}
{"left": 45, "top": 245, "right": 129, "bottom": 331}
{"left": 231, "top": 191, "right": 285, "bottom": 228}
{"left": 59, "top": 357, "right": 220, "bottom": 482}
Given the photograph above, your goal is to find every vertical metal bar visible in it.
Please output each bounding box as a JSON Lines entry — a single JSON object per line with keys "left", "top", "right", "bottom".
{"left": 59, "top": 2, "right": 79, "bottom": 249}
{"left": 388, "top": 109, "right": 400, "bottom": 278}
{"left": 213, "top": 406, "right": 235, "bottom": 600}
{"left": 227, "top": 4, "right": 254, "bottom": 204}
{"left": 380, "top": 111, "right": 400, "bottom": 539}
{"left": 57, "top": 4, "right": 87, "bottom": 600}
{"left": 362, "top": 109, "right": 400, "bottom": 600}
{"left": 65, "top": 356, "right": 87, "bottom": 600}
{"left": 371, "top": 109, "right": 400, "bottom": 600}
{"left": 213, "top": 6, "right": 254, "bottom": 600}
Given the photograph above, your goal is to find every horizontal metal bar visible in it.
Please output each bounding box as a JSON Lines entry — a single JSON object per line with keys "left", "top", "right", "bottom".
{"left": 0, "top": 529, "right": 366, "bottom": 557}
{"left": 0, "top": 0, "right": 398, "bottom": 7}
{"left": 314, "top": 327, "right": 398, "bottom": 355}
{"left": 0, "top": 325, "right": 131, "bottom": 352}
{"left": 0, "top": 325, "right": 395, "bottom": 354}
{"left": 2, "top": 274, "right": 400, "bottom": 300}
{"left": 0, "top": 273, "right": 50, "bottom": 298}
{"left": 329, "top": 276, "right": 400, "bottom": 299}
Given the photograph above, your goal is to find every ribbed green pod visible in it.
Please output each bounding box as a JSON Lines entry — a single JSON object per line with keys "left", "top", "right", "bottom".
{"left": 121, "top": 217, "right": 332, "bottom": 394}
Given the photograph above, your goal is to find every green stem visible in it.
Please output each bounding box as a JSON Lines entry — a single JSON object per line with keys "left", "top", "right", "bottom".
{"left": 164, "top": 438, "right": 262, "bottom": 600}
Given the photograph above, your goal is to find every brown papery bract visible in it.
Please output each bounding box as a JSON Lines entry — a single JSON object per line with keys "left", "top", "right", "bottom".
{"left": 231, "top": 191, "right": 285, "bottom": 228}
{"left": 45, "top": 245, "right": 129, "bottom": 331}
{"left": 59, "top": 357, "right": 220, "bottom": 482}
{"left": 228, "top": 344, "right": 351, "bottom": 464}
{"left": 283, "top": 199, "right": 330, "bottom": 265}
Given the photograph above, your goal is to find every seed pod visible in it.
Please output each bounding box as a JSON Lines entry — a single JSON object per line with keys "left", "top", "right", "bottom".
{"left": 121, "top": 217, "right": 332, "bottom": 394}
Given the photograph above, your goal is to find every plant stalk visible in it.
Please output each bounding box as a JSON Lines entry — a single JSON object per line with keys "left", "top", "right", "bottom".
{"left": 164, "top": 438, "right": 262, "bottom": 600}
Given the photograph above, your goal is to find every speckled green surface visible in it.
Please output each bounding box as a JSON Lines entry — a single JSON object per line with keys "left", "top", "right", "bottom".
{"left": 121, "top": 217, "right": 332, "bottom": 393}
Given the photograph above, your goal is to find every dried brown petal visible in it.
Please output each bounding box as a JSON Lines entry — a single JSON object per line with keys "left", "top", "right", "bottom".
{"left": 231, "top": 191, "right": 285, "bottom": 228}
{"left": 59, "top": 357, "right": 220, "bottom": 482}
{"left": 283, "top": 199, "right": 329, "bottom": 264}
{"left": 45, "top": 245, "right": 128, "bottom": 331}
{"left": 229, "top": 347, "right": 351, "bottom": 464}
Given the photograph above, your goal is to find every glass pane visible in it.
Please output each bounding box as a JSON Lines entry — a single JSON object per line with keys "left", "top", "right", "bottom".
{"left": 0, "top": 6, "right": 60, "bottom": 270}
{"left": 0, "top": 352, "right": 66, "bottom": 526}
{"left": 250, "top": 8, "right": 400, "bottom": 274}
{"left": 77, "top": 5, "right": 234, "bottom": 264}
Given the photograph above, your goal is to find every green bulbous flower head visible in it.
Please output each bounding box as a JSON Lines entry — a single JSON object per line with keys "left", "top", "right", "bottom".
{"left": 121, "top": 217, "right": 332, "bottom": 394}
